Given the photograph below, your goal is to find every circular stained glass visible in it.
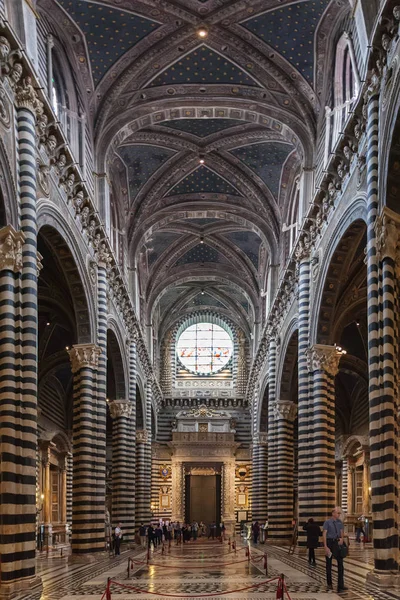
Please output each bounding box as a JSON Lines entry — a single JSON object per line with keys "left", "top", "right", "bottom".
{"left": 176, "top": 323, "right": 233, "bottom": 375}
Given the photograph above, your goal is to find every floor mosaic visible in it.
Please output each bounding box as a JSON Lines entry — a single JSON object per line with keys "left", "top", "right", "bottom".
{"left": 17, "top": 539, "right": 400, "bottom": 600}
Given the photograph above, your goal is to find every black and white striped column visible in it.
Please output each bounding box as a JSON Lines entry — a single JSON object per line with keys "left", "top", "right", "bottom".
{"left": 144, "top": 382, "right": 153, "bottom": 523}
{"left": 296, "top": 248, "right": 311, "bottom": 540}
{"left": 0, "top": 85, "right": 42, "bottom": 594}
{"left": 69, "top": 344, "right": 103, "bottom": 555}
{"left": 306, "top": 345, "right": 342, "bottom": 525}
{"left": 368, "top": 208, "right": 400, "bottom": 582}
{"left": 135, "top": 429, "right": 149, "bottom": 526}
{"left": 267, "top": 337, "right": 280, "bottom": 538}
{"left": 109, "top": 400, "right": 136, "bottom": 542}
{"left": 269, "top": 400, "right": 297, "bottom": 542}
{"left": 251, "top": 433, "right": 268, "bottom": 523}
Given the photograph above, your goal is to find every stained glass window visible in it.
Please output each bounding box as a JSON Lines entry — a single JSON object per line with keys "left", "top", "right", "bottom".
{"left": 176, "top": 323, "right": 233, "bottom": 375}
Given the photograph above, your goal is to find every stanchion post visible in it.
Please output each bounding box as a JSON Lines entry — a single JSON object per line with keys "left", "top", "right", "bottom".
{"left": 147, "top": 546, "right": 151, "bottom": 564}
{"left": 276, "top": 574, "right": 284, "bottom": 599}
{"left": 264, "top": 552, "right": 268, "bottom": 576}
{"left": 106, "top": 577, "right": 111, "bottom": 600}
{"left": 127, "top": 558, "right": 130, "bottom": 579}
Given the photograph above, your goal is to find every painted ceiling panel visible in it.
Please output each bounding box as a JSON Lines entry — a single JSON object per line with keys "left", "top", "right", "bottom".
{"left": 242, "top": 0, "right": 330, "bottom": 83}
{"left": 166, "top": 166, "right": 241, "bottom": 196}
{"left": 224, "top": 231, "right": 262, "bottom": 268}
{"left": 175, "top": 243, "right": 229, "bottom": 265}
{"left": 192, "top": 293, "right": 226, "bottom": 308}
{"left": 159, "top": 286, "right": 186, "bottom": 313}
{"left": 117, "top": 145, "right": 175, "bottom": 200}
{"left": 146, "top": 232, "right": 182, "bottom": 266}
{"left": 159, "top": 118, "right": 245, "bottom": 137}
{"left": 148, "top": 46, "right": 260, "bottom": 87}
{"left": 229, "top": 142, "right": 293, "bottom": 197}
{"left": 186, "top": 218, "right": 220, "bottom": 226}
{"left": 56, "top": 1, "right": 159, "bottom": 84}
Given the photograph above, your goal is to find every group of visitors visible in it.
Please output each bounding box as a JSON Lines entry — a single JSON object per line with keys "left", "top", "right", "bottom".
{"left": 137, "top": 520, "right": 224, "bottom": 547}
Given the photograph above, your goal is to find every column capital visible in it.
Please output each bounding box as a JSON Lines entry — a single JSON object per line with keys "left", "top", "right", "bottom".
{"left": 108, "top": 399, "right": 133, "bottom": 419}
{"left": 253, "top": 431, "right": 268, "bottom": 446}
{"left": 306, "top": 344, "right": 344, "bottom": 376}
{"left": 375, "top": 207, "right": 400, "bottom": 262}
{"left": 136, "top": 429, "right": 149, "bottom": 444}
{"left": 0, "top": 225, "right": 25, "bottom": 272}
{"left": 271, "top": 400, "right": 297, "bottom": 422}
{"left": 15, "top": 76, "right": 43, "bottom": 115}
{"left": 68, "top": 343, "right": 102, "bottom": 373}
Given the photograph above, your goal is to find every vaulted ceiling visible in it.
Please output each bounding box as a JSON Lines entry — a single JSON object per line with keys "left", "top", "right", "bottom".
{"left": 45, "top": 0, "right": 348, "bottom": 338}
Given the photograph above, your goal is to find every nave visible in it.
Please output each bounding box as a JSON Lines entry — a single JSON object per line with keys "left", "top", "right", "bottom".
{"left": 25, "top": 539, "right": 400, "bottom": 600}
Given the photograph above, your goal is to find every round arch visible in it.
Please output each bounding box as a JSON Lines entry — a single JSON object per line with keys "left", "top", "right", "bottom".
{"left": 275, "top": 318, "right": 299, "bottom": 401}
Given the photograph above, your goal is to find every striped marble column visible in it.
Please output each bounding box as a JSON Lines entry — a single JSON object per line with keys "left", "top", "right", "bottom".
{"left": 269, "top": 400, "right": 297, "bottom": 542}
{"left": 341, "top": 459, "right": 348, "bottom": 515}
{"left": 267, "top": 338, "right": 280, "bottom": 538}
{"left": 69, "top": 344, "right": 103, "bottom": 555}
{"left": 66, "top": 453, "right": 73, "bottom": 533}
{"left": 251, "top": 432, "right": 268, "bottom": 523}
{"left": 306, "top": 345, "right": 342, "bottom": 525}
{"left": 144, "top": 382, "right": 153, "bottom": 523}
{"left": 109, "top": 400, "right": 136, "bottom": 542}
{"left": 135, "top": 429, "right": 149, "bottom": 526}
{"left": 127, "top": 339, "right": 137, "bottom": 533}
{"left": 368, "top": 207, "right": 400, "bottom": 583}
{"left": 296, "top": 249, "right": 311, "bottom": 537}
{"left": 0, "top": 83, "right": 43, "bottom": 595}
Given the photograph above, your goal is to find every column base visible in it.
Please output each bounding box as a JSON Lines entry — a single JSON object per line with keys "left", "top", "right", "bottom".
{"left": 366, "top": 571, "right": 400, "bottom": 588}
{"left": 0, "top": 576, "right": 42, "bottom": 600}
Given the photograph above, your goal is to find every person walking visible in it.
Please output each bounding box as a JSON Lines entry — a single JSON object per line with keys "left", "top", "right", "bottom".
{"left": 303, "top": 518, "right": 321, "bottom": 565}
{"left": 252, "top": 521, "right": 260, "bottom": 544}
{"left": 323, "top": 507, "right": 347, "bottom": 593}
{"left": 355, "top": 517, "right": 365, "bottom": 543}
{"left": 114, "top": 522, "right": 123, "bottom": 556}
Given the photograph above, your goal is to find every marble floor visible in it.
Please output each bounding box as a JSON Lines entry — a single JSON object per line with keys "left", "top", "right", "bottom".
{"left": 19, "top": 538, "right": 400, "bottom": 600}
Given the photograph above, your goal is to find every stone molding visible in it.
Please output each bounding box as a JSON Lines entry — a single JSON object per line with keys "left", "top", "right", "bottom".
{"left": 136, "top": 429, "right": 149, "bottom": 444}
{"left": 108, "top": 400, "right": 133, "bottom": 420}
{"left": 0, "top": 225, "right": 24, "bottom": 272}
{"left": 270, "top": 400, "right": 297, "bottom": 422}
{"left": 306, "top": 344, "right": 343, "bottom": 376}
{"left": 68, "top": 344, "right": 102, "bottom": 374}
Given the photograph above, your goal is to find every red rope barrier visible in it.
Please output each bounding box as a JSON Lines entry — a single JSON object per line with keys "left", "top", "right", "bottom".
{"left": 283, "top": 580, "right": 293, "bottom": 600}
{"left": 105, "top": 575, "right": 280, "bottom": 598}
{"left": 138, "top": 556, "right": 253, "bottom": 568}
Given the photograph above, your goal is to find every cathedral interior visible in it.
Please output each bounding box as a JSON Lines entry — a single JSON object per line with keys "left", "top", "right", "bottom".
{"left": 1, "top": 0, "right": 400, "bottom": 599}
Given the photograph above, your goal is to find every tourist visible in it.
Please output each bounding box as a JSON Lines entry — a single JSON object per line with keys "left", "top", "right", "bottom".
{"left": 147, "top": 523, "right": 155, "bottom": 549}
{"left": 355, "top": 517, "right": 365, "bottom": 542}
{"left": 252, "top": 521, "right": 260, "bottom": 544}
{"left": 302, "top": 518, "right": 321, "bottom": 565}
{"left": 323, "top": 507, "right": 347, "bottom": 592}
{"left": 139, "top": 523, "right": 147, "bottom": 547}
{"left": 220, "top": 521, "right": 226, "bottom": 541}
{"left": 208, "top": 521, "right": 216, "bottom": 539}
{"left": 114, "top": 522, "right": 122, "bottom": 556}
{"left": 191, "top": 521, "right": 198, "bottom": 540}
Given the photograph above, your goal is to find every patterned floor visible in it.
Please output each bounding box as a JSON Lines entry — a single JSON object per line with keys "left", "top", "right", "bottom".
{"left": 18, "top": 539, "right": 400, "bottom": 600}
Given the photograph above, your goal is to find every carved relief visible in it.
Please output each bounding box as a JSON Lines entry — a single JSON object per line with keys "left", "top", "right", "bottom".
{"left": 0, "top": 225, "right": 24, "bottom": 272}
{"left": 306, "top": 344, "right": 343, "bottom": 377}
{"left": 108, "top": 400, "right": 133, "bottom": 419}
{"left": 68, "top": 344, "right": 102, "bottom": 374}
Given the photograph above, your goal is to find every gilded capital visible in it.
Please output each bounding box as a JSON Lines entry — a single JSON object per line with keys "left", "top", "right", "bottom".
{"left": 0, "top": 225, "right": 25, "bottom": 272}
{"left": 136, "top": 429, "right": 149, "bottom": 443}
{"left": 271, "top": 400, "right": 297, "bottom": 422}
{"left": 109, "top": 400, "right": 133, "bottom": 419}
{"left": 68, "top": 343, "right": 102, "bottom": 373}
{"left": 306, "top": 344, "right": 343, "bottom": 376}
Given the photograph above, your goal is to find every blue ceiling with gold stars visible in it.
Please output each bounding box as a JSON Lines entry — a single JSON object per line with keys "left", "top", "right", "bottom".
{"left": 224, "top": 231, "right": 262, "bottom": 268}
{"left": 241, "top": 0, "right": 330, "bottom": 83}
{"left": 166, "top": 166, "right": 241, "bottom": 197}
{"left": 192, "top": 293, "right": 226, "bottom": 308}
{"left": 117, "top": 145, "right": 175, "bottom": 200}
{"left": 56, "top": 1, "right": 159, "bottom": 85}
{"left": 175, "top": 243, "right": 228, "bottom": 265}
{"left": 146, "top": 232, "right": 181, "bottom": 266}
{"left": 148, "top": 46, "right": 259, "bottom": 87}
{"left": 159, "top": 119, "right": 245, "bottom": 138}
{"left": 229, "top": 142, "right": 293, "bottom": 197}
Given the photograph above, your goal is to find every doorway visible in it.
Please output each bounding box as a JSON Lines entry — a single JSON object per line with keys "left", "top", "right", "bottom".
{"left": 185, "top": 474, "right": 221, "bottom": 524}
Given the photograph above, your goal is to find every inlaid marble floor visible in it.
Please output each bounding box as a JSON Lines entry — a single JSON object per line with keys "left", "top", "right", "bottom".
{"left": 20, "top": 539, "right": 400, "bottom": 600}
